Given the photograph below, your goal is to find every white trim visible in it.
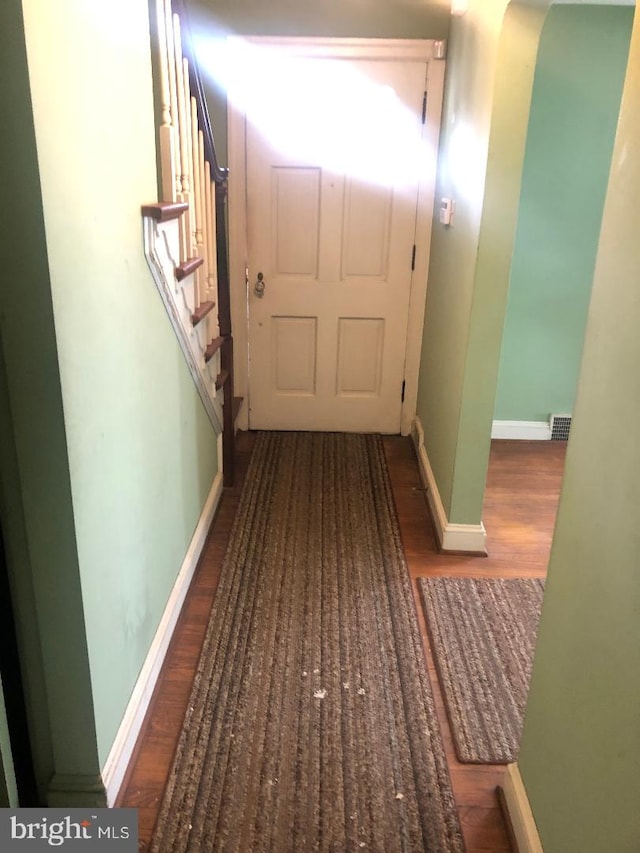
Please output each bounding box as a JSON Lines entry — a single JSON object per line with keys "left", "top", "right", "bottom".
{"left": 491, "top": 420, "right": 552, "bottom": 440}
{"left": 142, "top": 216, "right": 223, "bottom": 434}
{"left": 412, "top": 417, "right": 487, "bottom": 554}
{"left": 400, "top": 56, "right": 446, "bottom": 436}
{"left": 102, "top": 471, "right": 224, "bottom": 805}
{"left": 227, "top": 37, "right": 445, "bottom": 435}
{"left": 228, "top": 36, "right": 445, "bottom": 61}
{"left": 227, "top": 91, "right": 250, "bottom": 431}
{"left": 502, "top": 763, "right": 545, "bottom": 853}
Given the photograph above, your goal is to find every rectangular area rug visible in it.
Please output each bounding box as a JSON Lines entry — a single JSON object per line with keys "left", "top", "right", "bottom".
{"left": 418, "top": 577, "right": 544, "bottom": 764}
{"left": 151, "top": 433, "right": 465, "bottom": 852}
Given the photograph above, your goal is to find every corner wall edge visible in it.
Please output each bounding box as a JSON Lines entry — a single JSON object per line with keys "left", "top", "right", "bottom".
{"left": 412, "top": 417, "right": 487, "bottom": 555}
{"left": 501, "top": 763, "right": 545, "bottom": 853}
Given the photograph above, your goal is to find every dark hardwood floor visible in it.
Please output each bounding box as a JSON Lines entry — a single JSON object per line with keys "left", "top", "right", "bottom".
{"left": 118, "top": 432, "right": 566, "bottom": 851}
{"left": 385, "top": 436, "right": 565, "bottom": 851}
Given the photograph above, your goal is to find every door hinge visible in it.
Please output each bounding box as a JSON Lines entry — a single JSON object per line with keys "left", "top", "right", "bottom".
{"left": 401, "top": 380, "right": 406, "bottom": 403}
{"left": 421, "top": 91, "right": 427, "bottom": 124}
{"left": 411, "top": 244, "right": 416, "bottom": 271}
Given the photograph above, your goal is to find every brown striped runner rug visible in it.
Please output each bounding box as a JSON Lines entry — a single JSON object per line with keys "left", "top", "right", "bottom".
{"left": 151, "top": 432, "right": 465, "bottom": 852}
{"left": 419, "top": 577, "right": 544, "bottom": 764}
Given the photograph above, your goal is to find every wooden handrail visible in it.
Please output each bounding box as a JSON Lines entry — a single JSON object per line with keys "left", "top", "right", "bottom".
{"left": 171, "top": 0, "right": 233, "bottom": 339}
{"left": 171, "top": 0, "right": 228, "bottom": 184}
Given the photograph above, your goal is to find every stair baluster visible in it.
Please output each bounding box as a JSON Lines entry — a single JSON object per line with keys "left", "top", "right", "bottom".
{"left": 142, "top": 0, "right": 236, "bottom": 486}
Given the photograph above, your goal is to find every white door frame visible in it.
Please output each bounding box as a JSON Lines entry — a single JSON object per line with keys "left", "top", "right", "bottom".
{"left": 227, "top": 37, "right": 446, "bottom": 435}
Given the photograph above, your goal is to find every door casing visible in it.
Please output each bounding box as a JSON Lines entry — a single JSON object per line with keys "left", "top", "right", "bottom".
{"left": 227, "top": 37, "right": 446, "bottom": 435}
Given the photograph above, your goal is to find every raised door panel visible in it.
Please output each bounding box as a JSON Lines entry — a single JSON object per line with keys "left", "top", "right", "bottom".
{"left": 342, "top": 181, "right": 392, "bottom": 280}
{"left": 272, "top": 316, "right": 318, "bottom": 394}
{"left": 272, "top": 168, "right": 321, "bottom": 278}
{"left": 336, "top": 318, "right": 385, "bottom": 396}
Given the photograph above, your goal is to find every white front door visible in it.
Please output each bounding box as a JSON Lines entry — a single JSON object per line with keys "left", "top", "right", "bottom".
{"left": 231, "top": 41, "right": 444, "bottom": 432}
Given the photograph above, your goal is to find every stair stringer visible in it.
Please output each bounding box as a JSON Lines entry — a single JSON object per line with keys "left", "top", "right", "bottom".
{"left": 142, "top": 213, "right": 223, "bottom": 434}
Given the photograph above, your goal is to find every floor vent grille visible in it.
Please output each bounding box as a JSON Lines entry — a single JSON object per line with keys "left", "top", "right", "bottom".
{"left": 550, "top": 414, "right": 572, "bottom": 441}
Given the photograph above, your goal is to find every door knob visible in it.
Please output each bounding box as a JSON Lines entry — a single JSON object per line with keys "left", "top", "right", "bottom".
{"left": 254, "top": 272, "right": 266, "bottom": 298}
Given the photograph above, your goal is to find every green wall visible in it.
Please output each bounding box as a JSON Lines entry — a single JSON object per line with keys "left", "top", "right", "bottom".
{"left": 416, "top": 0, "right": 548, "bottom": 524}
{"left": 0, "top": 675, "right": 18, "bottom": 807}
{"left": 189, "top": 0, "right": 449, "bottom": 39}
{"left": 495, "top": 5, "right": 633, "bottom": 423}
{"left": 21, "top": 0, "right": 219, "bottom": 770}
{"left": 0, "top": 0, "right": 97, "bottom": 799}
{"left": 1, "top": 0, "right": 219, "bottom": 799}
{"left": 518, "top": 9, "right": 640, "bottom": 850}
{"left": 417, "top": 0, "right": 510, "bottom": 521}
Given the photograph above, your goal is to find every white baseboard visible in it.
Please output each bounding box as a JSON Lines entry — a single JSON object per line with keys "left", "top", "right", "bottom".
{"left": 502, "top": 763, "right": 544, "bottom": 853}
{"left": 102, "top": 471, "right": 224, "bottom": 805}
{"left": 492, "top": 420, "right": 551, "bottom": 440}
{"left": 412, "top": 418, "right": 487, "bottom": 555}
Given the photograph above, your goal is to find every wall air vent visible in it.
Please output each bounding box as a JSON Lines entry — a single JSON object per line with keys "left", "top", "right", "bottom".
{"left": 550, "top": 414, "right": 572, "bottom": 441}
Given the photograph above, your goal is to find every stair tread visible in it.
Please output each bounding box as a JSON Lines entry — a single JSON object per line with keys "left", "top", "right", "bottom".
{"left": 215, "top": 369, "right": 229, "bottom": 390}
{"left": 204, "top": 336, "right": 224, "bottom": 363}
{"left": 192, "top": 300, "right": 215, "bottom": 326}
{"left": 176, "top": 256, "right": 204, "bottom": 282}
{"left": 141, "top": 202, "right": 189, "bottom": 222}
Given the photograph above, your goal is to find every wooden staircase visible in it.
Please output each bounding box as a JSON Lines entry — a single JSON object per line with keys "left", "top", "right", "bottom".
{"left": 141, "top": 0, "right": 237, "bottom": 486}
